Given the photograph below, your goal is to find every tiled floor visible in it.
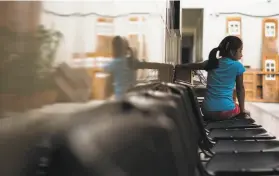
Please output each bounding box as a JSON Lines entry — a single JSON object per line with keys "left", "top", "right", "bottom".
{"left": 251, "top": 103, "right": 279, "bottom": 118}
{"left": 246, "top": 102, "right": 279, "bottom": 138}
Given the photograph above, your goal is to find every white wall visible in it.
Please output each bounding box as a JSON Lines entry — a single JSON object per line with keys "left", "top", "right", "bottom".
{"left": 41, "top": 1, "right": 169, "bottom": 65}
{"left": 181, "top": 0, "right": 279, "bottom": 69}
{"left": 195, "top": 16, "right": 203, "bottom": 62}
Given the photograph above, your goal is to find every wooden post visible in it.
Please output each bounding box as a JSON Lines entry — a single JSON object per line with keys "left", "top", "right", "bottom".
{"left": 0, "top": 1, "right": 42, "bottom": 33}
{"left": 0, "top": 1, "right": 43, "bottom": 112}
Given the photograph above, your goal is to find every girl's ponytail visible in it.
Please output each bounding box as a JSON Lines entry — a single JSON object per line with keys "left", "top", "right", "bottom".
{"left": 126, "top": 47, "right": 135, "bottom": 69}
{"left": 205, "top": 47, "right": 219, "bottom": 71}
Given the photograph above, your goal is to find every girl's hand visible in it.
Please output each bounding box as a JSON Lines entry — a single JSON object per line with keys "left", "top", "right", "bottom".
{"left": 240, "top": 110, "right": 250, "bottom": 118}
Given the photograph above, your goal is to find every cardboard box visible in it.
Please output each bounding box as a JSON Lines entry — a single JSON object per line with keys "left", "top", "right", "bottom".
{"left": 54, "top": 63, "right": 92, "bottom": 102}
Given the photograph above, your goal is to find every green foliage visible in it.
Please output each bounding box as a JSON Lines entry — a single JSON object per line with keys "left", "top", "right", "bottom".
{"left": 36, "top": 25, "right": 63, "bottom": 77}
{"left": 0, "top": 26, "right": 63, "bottom": 95}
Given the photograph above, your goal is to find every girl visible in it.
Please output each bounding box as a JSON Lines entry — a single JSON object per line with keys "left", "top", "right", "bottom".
{"left": 179, "top": 35, "right": 249, "bottom": 120}
{"left": 103, "top": 36, "right": 134, "bottom": 100}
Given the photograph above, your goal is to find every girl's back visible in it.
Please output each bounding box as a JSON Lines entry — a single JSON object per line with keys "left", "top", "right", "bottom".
{"left": 103, "top": 36, "right": 134, "bottom": 100}
{"left": 204, "top": 58, "right": 245, "bottom": 112}
{"left": 106, "top": 57, "right": 134, "bottom": 95}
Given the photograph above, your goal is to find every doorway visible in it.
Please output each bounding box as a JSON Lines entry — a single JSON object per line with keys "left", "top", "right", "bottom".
{"left": 181, "top": 35, "right": 194, "bottom": 64}
{"left": 181, "top": 8, "right": 204, "bottom": 64}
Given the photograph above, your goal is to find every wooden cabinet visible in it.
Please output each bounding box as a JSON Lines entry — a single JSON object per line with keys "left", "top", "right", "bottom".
{"left": 95, "top": 17, "right": 114, "bottom": 57}
{"left": 89, "top": 68, "right": 113, "bottom": 100}
{"left": 243, "top": 70, "right": 257, "bottom": 101}
{"left": 243, "top": 69, "right": 279, "bottom": 102}
{"left": 96, "top": 35, "right": 114, "bottom": 57}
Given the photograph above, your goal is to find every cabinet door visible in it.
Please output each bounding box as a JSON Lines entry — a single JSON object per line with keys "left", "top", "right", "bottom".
{"left": 96, "top": 35, "right": 114, "bottom": 57}
{"left": 263, "top": 80, "right": 279, "bottom": 101}
{"left": 243, "top": 72, "right": 256, "bottom": 101}
{"left": 95, "top": 17, "right": 114, "bottom": 57}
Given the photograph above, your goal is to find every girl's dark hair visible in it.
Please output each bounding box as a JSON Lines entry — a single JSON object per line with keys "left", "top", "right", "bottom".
{"left": 112, "top": 36, "right": 125, "bottom": 58}
{"left": 126, "top": 47, "right": 134, "bottom": 69}
{"left": 122, "top": 37, "right": 138, "bottom": 70}
{"left": 122, "top": 38, "right": 135, "bottom": 69}
{"left": 205, "top": 35, "right": 243, "bottom": 71}
{"left": 112, "top": 36, "right": 138, "bottom": 69}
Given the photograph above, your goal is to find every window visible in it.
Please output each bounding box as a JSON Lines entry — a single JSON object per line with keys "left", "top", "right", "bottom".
{"left": 228, "top": 21, "right": 241, "bottom": 36}
{"left": 265, "top": 22, "right": 276, "bottom": 37}
{"left": 265, "top": 59, "right": 276, "bottom": 80}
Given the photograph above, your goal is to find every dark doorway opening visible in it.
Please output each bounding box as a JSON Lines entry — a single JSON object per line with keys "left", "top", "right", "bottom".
{"left": 181, "top": 47, "right": 191, "bottom": 64}
{"left": 181, "top": 35, "right": 194, "bottom": 64}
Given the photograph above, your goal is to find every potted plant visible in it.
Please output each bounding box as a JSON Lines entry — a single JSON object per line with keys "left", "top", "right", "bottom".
{"left": 0, "top": 25, "right": 63, "bottom": 112}
{"left": 28, "top": 25, "right": 63, "bottom": 109}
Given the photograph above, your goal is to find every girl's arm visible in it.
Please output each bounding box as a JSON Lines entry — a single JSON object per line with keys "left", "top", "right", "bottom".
{"left": 103, "top": 60, "right": 115, "bottom": 73}
{"left": 177, "top": 60, "right": 208, "bottom": 70}
{"left": 235, "top": 74, "right": 245, "bottom": 113}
